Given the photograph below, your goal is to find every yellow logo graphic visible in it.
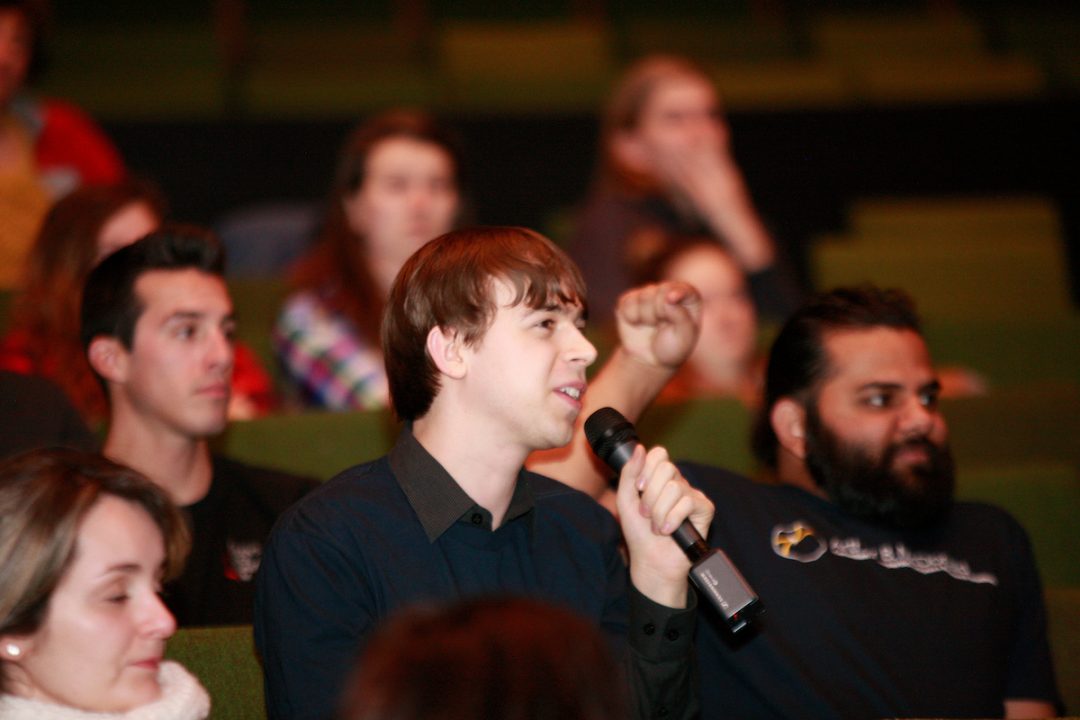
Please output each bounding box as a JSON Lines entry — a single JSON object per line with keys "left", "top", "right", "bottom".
{"left": 772, "top": 522, "right": 826, "bottom": 563}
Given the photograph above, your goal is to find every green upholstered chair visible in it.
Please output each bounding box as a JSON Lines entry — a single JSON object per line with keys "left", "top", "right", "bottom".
{"left": 942, "top": 384, "right": 1080, "bottom": 469}
{"left": 165, "top": 625, "right": 264, "bottom": 720}
{"left": 637, "top": 397, "right": 756, "bottom": 475}
{"left": 957, "top": 462, "right": 1080, "bottom": 587}
{"left": 216, "top": 408, "right": 399, "bottom": 481}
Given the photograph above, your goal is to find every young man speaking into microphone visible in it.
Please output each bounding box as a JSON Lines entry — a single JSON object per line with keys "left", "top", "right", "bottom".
{"left": 254, "top": 227, "right": 713, "bottom": 720}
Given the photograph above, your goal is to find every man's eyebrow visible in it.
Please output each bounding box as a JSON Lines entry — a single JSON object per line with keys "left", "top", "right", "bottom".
{"left": 920, "top": 379, "right": 943, "bottom": 394}
{"left": 163, "top": 310, "right": 236, "bottom": 323}
{"left": 854, "top": 381, "right": 903, "bottom": 393}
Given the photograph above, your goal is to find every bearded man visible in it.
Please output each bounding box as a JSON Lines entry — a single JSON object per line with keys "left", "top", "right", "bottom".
{"left": 678, "top": 286, "right": 1061, "bottom": 719}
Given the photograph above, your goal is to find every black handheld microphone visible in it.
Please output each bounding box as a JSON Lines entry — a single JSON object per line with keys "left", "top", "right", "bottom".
{"left": 585, "top": 407, "right": 762, "bottom": 634}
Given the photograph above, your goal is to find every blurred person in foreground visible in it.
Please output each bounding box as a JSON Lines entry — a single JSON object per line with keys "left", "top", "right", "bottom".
{"left": 342, "top": 596, "right": 624, "bottom": 720}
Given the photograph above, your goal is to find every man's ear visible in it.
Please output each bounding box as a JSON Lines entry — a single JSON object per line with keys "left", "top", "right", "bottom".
{"left": 771, "top": 397, "right": 808, "bottom": 460}
{"left": 425, "top": 326, "right": 466, "bottom": 380}
{"left": 87, "top": 336, "right": 129, "bottom": 384}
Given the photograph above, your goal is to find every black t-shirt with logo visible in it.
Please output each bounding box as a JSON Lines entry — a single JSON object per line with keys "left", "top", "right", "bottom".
{"left": 166, "top": 455, "right": 318, "bottom": 626}
{"left": 678, "top": 461, "right": 1061, "bottom": 719}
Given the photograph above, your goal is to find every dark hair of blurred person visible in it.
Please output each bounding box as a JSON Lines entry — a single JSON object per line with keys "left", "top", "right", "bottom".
{"left": 341, "top": 597, "right": 624, "bottom": 720}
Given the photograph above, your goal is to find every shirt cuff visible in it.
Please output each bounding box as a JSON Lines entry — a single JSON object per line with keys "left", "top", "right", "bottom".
{"left": 628, "top": 584, "right": 697, "bottom": 663}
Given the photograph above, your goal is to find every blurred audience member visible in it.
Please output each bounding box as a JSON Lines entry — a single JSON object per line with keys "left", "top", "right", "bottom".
{"left": 81, "top": 227, "right": 316, "bottom": 626}
{"left": 570, "top": 54, "right": 801, "bottom": 325}
{"left": 635, "top": 236, "right": 764, "bottom": 407}
{"left": 0, "top": 180, "right": 277, "bottom": 426}
{"left": 342, "top": 597, "right": 624, "bottom": 720}
{"left": 0, "top": 370, "right": 95, "bottom": 459}
{"left": 274, "top": 110, "right": 463, "bottom": 410}
{"left": 0, "top": 0, "right": 125, "bottom": 287}
{"left": 0, "top": 447, "right": 209, "bottom": 719}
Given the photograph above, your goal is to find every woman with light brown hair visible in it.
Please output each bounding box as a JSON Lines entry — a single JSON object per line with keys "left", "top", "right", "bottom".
{"left": 570, "top": 54, "right": 801, "bottom": 325}
{"left": 0, "top": 447, "right": 209, "bottom": 719}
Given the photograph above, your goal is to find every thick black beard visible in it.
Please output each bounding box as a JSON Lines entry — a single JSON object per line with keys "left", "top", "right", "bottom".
{"left": 803, "top": 405, "right": 956, "bottom": 529}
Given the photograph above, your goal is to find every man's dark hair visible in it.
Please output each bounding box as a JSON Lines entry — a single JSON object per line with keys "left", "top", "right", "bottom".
{"left": 79, "top": 225, "right": 225, "bottom": 356}
{"left": 751, "top": 286, "right": 922, "bottom": 469}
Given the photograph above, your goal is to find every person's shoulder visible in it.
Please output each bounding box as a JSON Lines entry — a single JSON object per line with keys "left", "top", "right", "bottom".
{"left": 212, "top": 454, "right": 319, "bottom": 503}
{"left": 946, "top": 499, "right": 1031, "bottom": 539}
{"left": 526, "top": 471, "right": 619, "bottom": 530}
{"left": 677, "top": 461, "right": 756, "bottom": 493}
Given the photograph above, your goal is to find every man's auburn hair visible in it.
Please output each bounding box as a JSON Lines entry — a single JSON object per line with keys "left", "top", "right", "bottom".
{"left": 751, "top": 285, "right": 923, "bottom": 469}
{"left": 382, "top": 226, "right": 587, "bottom": 422}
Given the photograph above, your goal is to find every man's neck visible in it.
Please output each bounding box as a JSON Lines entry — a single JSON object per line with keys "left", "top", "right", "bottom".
{"left": 412, "top": 405, "right": 527, "bottom": 529}
{"left": 103, "top": 418, "right": 214, "bottom": 507}
{"left": 776, "top": 452, "right": 828, "bottom": 500}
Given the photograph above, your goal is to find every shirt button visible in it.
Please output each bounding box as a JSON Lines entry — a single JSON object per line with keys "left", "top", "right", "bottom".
{"left": 643, "top": 622, "right": 656, "bottom": 635}
{"left": 665, "top": 629, "right": 680, "bottom": 642}
{"left": 657, "top": 706, "right": 669, "bottom": 717}
{"left": 471, "top": 513, "right": 483, "bottom": 525}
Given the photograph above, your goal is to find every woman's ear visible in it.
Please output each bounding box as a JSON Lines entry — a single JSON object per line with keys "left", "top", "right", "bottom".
{"left": 425, "top": 326, "right": 466, "bottom": 380}
{"left": 771, "top": 397, "right": 808, "bottom": 460}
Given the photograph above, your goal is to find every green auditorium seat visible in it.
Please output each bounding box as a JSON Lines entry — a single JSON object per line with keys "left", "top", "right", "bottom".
{"left": 956, "top": 462, "right": 1080, "bottom": 587}
{"left": 923, "top": 317, "right": 1080, "bottom": 389}
{"left": 848, "top": 196, "right": 1062, "bottom": 242}
{"left": 217, "top": 409, "right": 399, "bottom": 480}
{"left": 942, "top": 384, "right": 1080, "bottom": 469}
{"left": 40, "top": 23, "right": 224, "bottom": 119}
{"left": 435, "top": 20, "right": 616, "bottom": 113}
{"left": 638, "top": 397, "right": 755, "bottom": 475}
{"left": 165, "top": 625, "right": 264, "bottom": 720}
{"left": 812, "top": 234, "right": 1073, "bottom": 320}
{"left": 244, "top": 21, "right": 434, "bottom": 117}
{"left": 226, "top": 279, "right": 290, "bottom": 397}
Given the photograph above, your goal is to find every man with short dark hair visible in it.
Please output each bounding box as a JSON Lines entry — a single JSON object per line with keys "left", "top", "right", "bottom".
{"left": 81, "top": 226, "right": 316, "bottom": 626}
{"left": 255, "top": 227, "right": 713, "bottom": 720}
{"left": 681, "top": 286, "right": 1061, "bottom": 718}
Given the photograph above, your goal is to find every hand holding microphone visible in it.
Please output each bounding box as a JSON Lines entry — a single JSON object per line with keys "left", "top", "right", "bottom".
{"left": 586, "top": 407, "right": 762, "bottom": 633}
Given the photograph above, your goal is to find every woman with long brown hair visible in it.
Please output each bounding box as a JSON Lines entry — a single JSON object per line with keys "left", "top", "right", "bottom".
{"left": 274, "top": 110, "right": 463, "bottom": 410}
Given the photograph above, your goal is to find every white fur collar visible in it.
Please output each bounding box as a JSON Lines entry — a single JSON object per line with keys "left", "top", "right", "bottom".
{"left": 0, "top": 661, "right": 209, "bottom": 720}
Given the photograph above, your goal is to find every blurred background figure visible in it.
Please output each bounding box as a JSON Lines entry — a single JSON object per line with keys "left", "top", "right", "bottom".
{"left": 341, "top": 596, "right": 624, "bottom": 720}
{"left": 0, "top": 371, "right": 95, "bottom": 459}
{"left": 570, "top": 54, "right": 801, "bottom": 326}
{"left": 634, "top": 236, "right": 764, "bottom": 408}
{"left": 0, "top": 179, "right": 276, "bottom": 427}
{"left": 0, "top": 0, "right": 125, "bottom": 287}
{"left": 0, "top": 448, "right": 209, "bottom": 719}
{"left": 274, "top": 109, "right": 463, "bottom": 410}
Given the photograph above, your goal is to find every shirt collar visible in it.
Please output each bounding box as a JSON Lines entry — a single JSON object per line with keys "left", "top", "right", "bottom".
{"left": 390, "top": 425, "right": 534, "bottom": 543}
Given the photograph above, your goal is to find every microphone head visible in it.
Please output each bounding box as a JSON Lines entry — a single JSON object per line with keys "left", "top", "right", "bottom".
{"left": 584, "top": 407, "right": 639, "bottom": 468}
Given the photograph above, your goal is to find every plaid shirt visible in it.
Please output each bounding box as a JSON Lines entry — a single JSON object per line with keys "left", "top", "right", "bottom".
{"left": 273, "top": 290, "right": 389, "bottom": 410}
